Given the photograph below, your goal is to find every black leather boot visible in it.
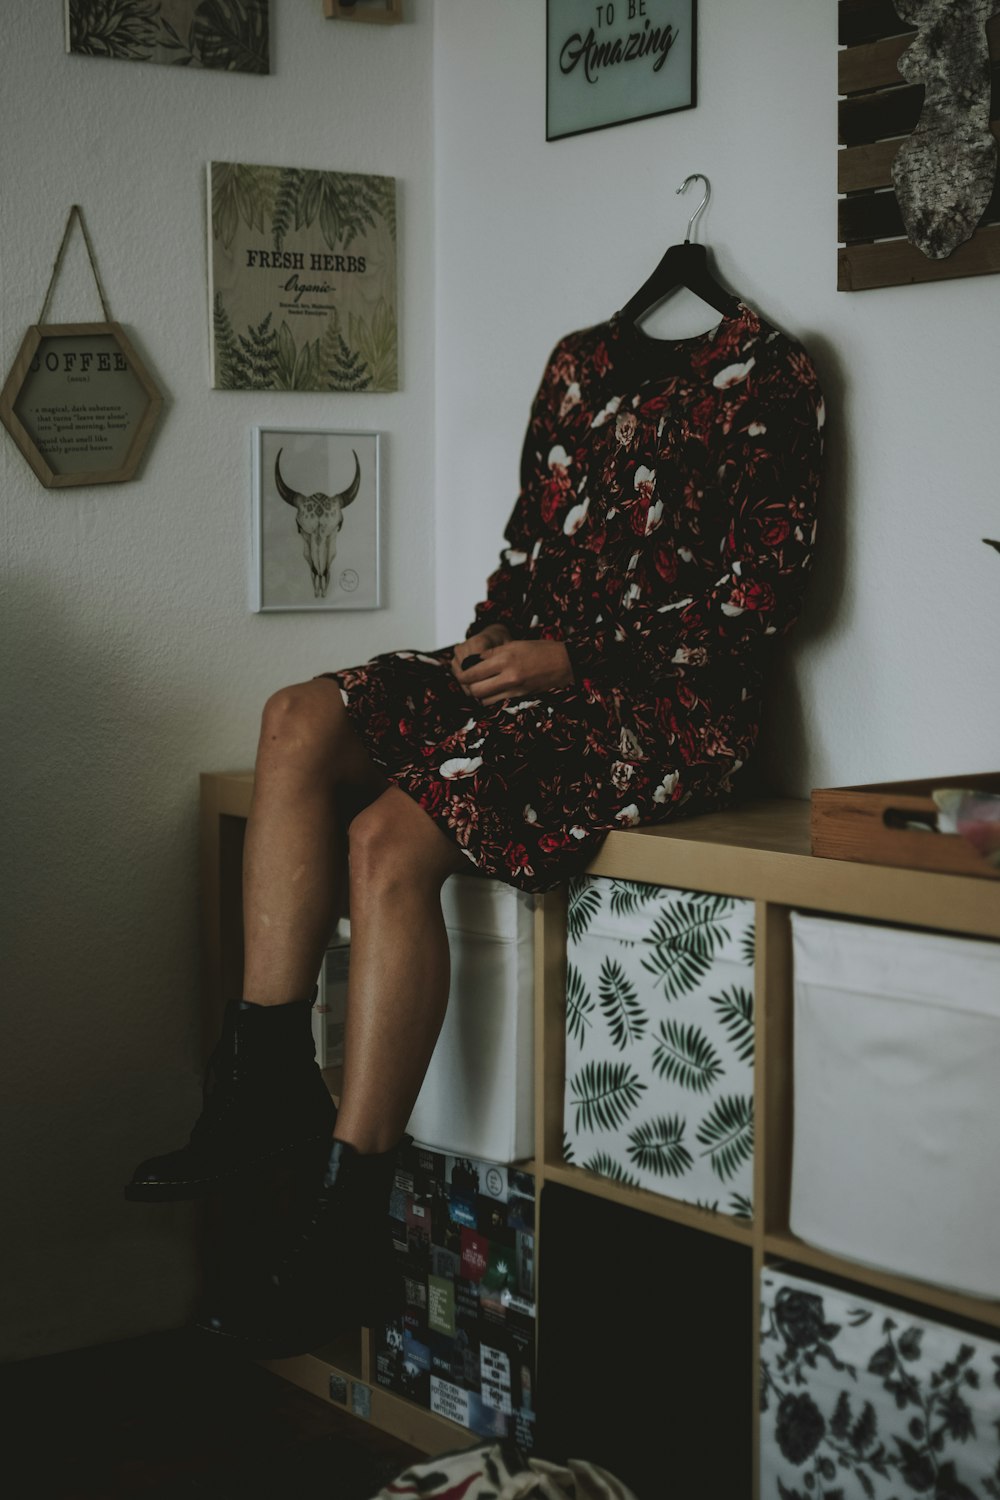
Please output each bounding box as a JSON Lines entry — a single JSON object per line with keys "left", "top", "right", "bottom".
{"left": 195, "top": 1138, "right": 401, "bottom": 1357}
{"left": 125, "top": 997, "right": 337, "bottom": 1202}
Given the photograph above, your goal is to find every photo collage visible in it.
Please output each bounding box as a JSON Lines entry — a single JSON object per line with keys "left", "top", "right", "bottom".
{"left": 374, "top": 1143, "right": 537, "bottom": 1450}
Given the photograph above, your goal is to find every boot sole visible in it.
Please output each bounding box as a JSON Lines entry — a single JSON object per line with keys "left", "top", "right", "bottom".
{"left": 123, "top": 1135, "right": 333, "bottom": 1203}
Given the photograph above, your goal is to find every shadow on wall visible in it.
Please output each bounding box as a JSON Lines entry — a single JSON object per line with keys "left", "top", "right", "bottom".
{"left": 753, "top": 331, "right": 849, "bottom": 800}
{"left": 1, "top": 566, "right": 203, "bottom": 1361}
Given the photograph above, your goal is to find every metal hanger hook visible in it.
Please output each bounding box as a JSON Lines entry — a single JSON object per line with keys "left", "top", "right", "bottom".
{"left": 677, "top": 173, "right": 711, "bottom": 243}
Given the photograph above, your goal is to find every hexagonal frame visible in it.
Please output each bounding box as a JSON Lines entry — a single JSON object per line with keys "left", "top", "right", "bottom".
{"left": 0, "top": 322, "right": 163, "bottom": 488}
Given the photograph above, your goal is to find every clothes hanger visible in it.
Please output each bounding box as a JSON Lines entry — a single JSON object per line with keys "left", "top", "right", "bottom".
{"left": 617, "top": 173, "right": 742, "bottom": 323}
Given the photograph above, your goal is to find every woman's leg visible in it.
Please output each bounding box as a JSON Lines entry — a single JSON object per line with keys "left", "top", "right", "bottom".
{"left": 126, "top": 677, "right": 384, "bottom": 1201}
{"left": 241, "top": 678, "right": 385, "bottom": 1005}
{"left": 334, "top": 787, "right": 467, "bottom": 1154}
{"left": 197, "top": 786, "right": 470, "bottom": 1352}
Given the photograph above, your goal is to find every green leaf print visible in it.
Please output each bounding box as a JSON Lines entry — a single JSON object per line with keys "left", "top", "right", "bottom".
{"left": 291, "top": 170, "right": 390, "bottom": 252}
{"left": 710, "top": 986, "right": 755, "bottom": 1064}
{"left": 565, "top": 964, "right": 595, "bottom": 1047}
{"left": 728, "top": 1192, "right": 753, "bottom": 1221}
{"left": 349, "top": 299, "right": 398, "bottom": 391}
{"left": 598, "top": 957, "right": 647, "bottom": 1051}
{"left": 570, "top": 1060, "right": 645, "bottom": 1134}
{"left": 741, "top": 923, "right": 756, "bottom": 968}
{"left": 561, "top": 1131, "right": 576, "bottom": 1165}
{"left": 69, "top": 0, "right": 160, "bottom": 59}
{"left": 212, "top": 162, "right": 272, "bottom": 248}
{"left": 191, "top": 0, "right": 269, "bottom": 75}
{"left": 641, "top": 893, "right": 737, "bottom": 1000}
{"left": 233, "top": 311, "right": 279, "bottom": 390}
{"left": 608, "top": 879, "right": 663, "bottom": 918}
{"left": 651, "top": 1018, "right": 724, "bottom": 1093}
{"left": 581, "top": 1153, "right": 640, "bottom": 1187}
{"left": 274, "top": 322, "right": 323, "bottom": 392}
{"left": 212, "top": 293, "right": 239, "bottom": 388}
{"left": 567, "top": 879, "right": 602, "bottom": 945}
{"left": 696, "top": 1094, "right": 754, "bottom": 1183}
{"left": 626, "top": 1116, "right": 694, "bottom": 1178}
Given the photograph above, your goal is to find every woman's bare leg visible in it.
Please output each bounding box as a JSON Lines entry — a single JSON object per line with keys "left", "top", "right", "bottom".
{"left": 241, "top": 679, "right": 385, "bottom": 1006}
{"left": 334, "top": 787, "right": 467, "bottom": 1154}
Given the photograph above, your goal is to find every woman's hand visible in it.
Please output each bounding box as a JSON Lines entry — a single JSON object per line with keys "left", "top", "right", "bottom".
{"left": 452, "top": 635, "right": 574, "bottom": 706}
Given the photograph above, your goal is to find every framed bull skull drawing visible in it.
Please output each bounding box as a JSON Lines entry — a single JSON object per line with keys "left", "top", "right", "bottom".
{"left": 251, "top": 427, "right": 381, "bottom": 611}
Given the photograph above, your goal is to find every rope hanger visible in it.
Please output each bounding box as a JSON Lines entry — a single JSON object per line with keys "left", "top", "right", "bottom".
{"left": 37, "top": 205, "right": 114, "bottom": 325}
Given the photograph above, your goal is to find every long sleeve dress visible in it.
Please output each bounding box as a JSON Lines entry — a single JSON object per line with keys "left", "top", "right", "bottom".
{"left": 326, "top": 302, "right": 825, "bottom": 893}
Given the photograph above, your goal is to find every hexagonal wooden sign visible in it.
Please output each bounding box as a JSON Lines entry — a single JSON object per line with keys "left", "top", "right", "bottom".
{"left": 0, "top": 322, "right": 163, "bottom": 487}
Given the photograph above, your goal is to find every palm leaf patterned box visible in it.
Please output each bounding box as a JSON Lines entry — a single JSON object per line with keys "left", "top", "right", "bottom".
{"left": 375, "top": 1142, "right": 537, "bottom": 1451}
{"left": 760, "top": 1265, "right": 1000, "bottom": 1499}
{"left": 564, "top": 877, "right": 754, "bottom": 1216}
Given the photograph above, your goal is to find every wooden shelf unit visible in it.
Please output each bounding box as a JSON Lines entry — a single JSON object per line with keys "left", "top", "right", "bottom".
{"left": 200, "top": 773, "right": 1000, "bottom": 1485}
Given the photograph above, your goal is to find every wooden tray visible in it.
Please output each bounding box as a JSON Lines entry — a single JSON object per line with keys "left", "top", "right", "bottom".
{"left": 811, "top": 773, "right": 1000, "bottom": 880}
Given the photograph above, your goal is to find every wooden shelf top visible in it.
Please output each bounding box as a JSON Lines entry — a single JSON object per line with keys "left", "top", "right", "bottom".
{"left": 202, "top": 775, "right": 1000, "bottom": 939}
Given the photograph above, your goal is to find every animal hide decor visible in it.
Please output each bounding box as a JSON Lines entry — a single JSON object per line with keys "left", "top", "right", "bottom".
{"left": 837, "top": 2, "right": 1000, "bottom": 289}
{"left": 891, "top": 0, "right": 1000, "bottom": 258}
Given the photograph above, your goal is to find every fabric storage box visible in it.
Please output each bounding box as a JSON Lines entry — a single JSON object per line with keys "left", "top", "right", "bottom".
{"left": 375, "top": 1141, "right": 537, "bottom": 1452}
{"left": 406, "top": 875, "right": 534, "bottom": 1163}
{"left": 564, "top": 876, "right": 755, "bottom": 1217}
{"left": 760, "top": 1264, "right": 1000, "bottom": 1499}
{"left": 790, "top": 912, "right": 1000, "bottom": 1299}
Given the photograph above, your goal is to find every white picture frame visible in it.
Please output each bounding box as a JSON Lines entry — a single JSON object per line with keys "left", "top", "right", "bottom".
{"left": 251, "top": 426, "right": 382, "bottom": 612}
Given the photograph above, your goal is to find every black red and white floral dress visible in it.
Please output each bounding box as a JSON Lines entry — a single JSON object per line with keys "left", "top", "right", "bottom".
{"left": 326, "top": 304, "right": 824, "bottom": 893}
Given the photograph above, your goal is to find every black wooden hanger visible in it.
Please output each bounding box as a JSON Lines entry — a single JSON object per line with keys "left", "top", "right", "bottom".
{"left": 618, "top": 174, "right": 741, "bottom": 323}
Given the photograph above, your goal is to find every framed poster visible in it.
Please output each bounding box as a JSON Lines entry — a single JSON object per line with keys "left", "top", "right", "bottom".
{"left": 66, "top": 0, "right": 270, "bottom": 73}
{"left": 546, "top": 0, "right": 697, "bottom": 141}
{"left": 208, "top": 162, "right": 397, "bottom": 392}
{"left": 251, "top": 427, "right": 382, "bottom": 611}
{"left": 0, "top": 322, "right": 162, "bottom": 487}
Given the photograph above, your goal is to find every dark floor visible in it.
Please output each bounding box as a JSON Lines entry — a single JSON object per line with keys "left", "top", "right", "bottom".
{"left": 1, "top": 1328, "right": 421, "bottom": 1499}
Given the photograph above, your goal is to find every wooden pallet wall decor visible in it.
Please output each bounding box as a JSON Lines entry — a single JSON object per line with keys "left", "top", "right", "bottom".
{"left": 838, "top": 0, "right": 1000, "bottom": 291}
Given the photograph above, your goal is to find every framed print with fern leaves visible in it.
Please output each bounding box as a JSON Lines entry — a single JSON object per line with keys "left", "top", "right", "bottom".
{"left": 208, "top": 162, "right": 397, "bottom": 392}
{"left": 251, "top": 427, "right": 381, "bottom": 611}
{"left": 564, "top": 876, "right": 754, "bottom": 1218}
{"left": 66, "top": 1, "right": 270, "bottom": 73}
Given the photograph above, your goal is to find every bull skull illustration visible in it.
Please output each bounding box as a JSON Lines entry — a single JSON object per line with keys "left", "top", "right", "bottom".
{"left": 274, "top": 447, "right": 361, "bottom": 599}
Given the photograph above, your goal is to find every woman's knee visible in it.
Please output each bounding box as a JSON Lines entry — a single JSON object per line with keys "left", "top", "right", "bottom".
{"left": 257, "top": 679, "right": 344, "bottom": 771}
{"left": 349, "top": 791, "right": 461, "bottom": 897}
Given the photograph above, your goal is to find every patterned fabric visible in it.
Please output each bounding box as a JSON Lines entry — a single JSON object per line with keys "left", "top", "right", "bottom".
{"left": 370, "top": 1441, "right": 640, "bottom": 1500}
{"left": 328, "top": 305, "right": 824, "bottom": 892}
{"left": 760, "top": 1265, "right": 1000, "bottom": 1499}
{"left": 564, "top": 876, "right": 755, "bottom": 1215}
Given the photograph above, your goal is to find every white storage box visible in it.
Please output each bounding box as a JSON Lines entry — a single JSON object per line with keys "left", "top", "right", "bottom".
{"left": 312, "top": 920, "right": 350, "bottom": 1070}
{"left": 760, "top": 1264, "right": 1000, "bottom": 1498}
{"left": 564, "top": 877, "right": 755, "bottom": 1216}
{"left": 406, "top": 875, "right": 534, "bottom": 1163}
{"left": 790, "top": 912, "right": 1000, "bottom": 1298}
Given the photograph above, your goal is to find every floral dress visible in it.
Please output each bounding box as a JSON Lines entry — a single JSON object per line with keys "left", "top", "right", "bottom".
{"left": 326, "top": 304, "right": 825, "bottom": 893}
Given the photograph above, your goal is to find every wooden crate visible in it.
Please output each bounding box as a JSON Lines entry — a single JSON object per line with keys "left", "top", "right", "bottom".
{"left": 811, "top": 772, "right": 1000, "bottom": 879}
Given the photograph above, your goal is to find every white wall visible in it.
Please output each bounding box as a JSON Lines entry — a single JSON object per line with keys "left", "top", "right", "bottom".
{"left": 0, "top": 2, "right": 435, "bottom": 1360}
{"left": 433, "top": 0, "right": 1000, "bottom": 794}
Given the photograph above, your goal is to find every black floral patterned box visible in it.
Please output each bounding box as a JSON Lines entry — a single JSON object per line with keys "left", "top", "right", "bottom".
{"left": 374, "top": 1141, "right": 537, "bottom": 1450}
{"left": 564, "top": 876, "right": 755, "bottom": 1217}
{"left": 760, "top": 1265, "right": 1000, "bottom": 1499}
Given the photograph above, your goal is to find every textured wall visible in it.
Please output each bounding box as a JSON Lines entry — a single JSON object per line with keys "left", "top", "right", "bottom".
{"left": 433, "top": 0, "right": 1000, "bottom": 793}
{"left": 0, "top": 2, "right": 435, "bottom": 1360}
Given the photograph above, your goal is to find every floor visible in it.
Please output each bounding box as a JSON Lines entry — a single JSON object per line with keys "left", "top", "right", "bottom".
{"left": 1, "top": 1328, "right": 421, "bottom": 1499}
